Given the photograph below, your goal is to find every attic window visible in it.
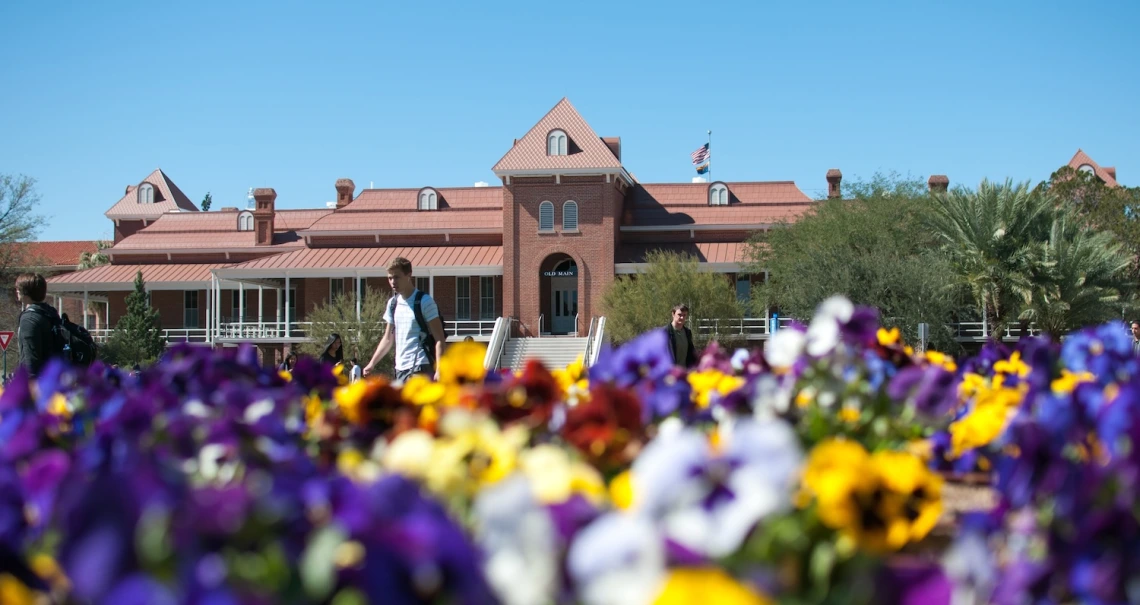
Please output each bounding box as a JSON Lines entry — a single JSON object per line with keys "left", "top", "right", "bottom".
{"left": 418, "top": 188, "right": 438, "bottom": 211}
{"left": 547, "top": 130, "right": 568, "bottom": 156}
{"left": 1078, "top": 164, "right": 1096, "bottom": 176}
{"left": 238, "top": 211, "right": 254, "bottom": 231}
{"left": 138, "top": 183, "right": 155, "bottom": 204}
{"left": 709, "top": 183, "right": 729, "bottom": 206}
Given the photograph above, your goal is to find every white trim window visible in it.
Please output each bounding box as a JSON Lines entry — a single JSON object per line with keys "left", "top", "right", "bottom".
{"left": 330, "top": 278, "right": 345, "bottom": 301}
{"left": 418, "top": 188, "right": 438, "bottom": 210}
{"left": 709, "top": 183, "right": 728, "bottom": 206}
{"left": 480, "top": 276, "right": 495, "bottom": 320}
{"left": 184, "top": 290, "right": 199, "bottom": 328}
{"left": 547, "top": 130, "right": 568, "bottom": 156}
{"left": 562, "top": 200, "right": 578, "bottom": 231}
{"left": 415, "top": 276, "right": 430, "bottom": 295}
{"left": 736, "top": 275, "right": 751, "bottom": 303}
{"left": 456, "top": 277, "right": 471, "bottom": 321}
{"left": 231, "top": 289, "right": 249, "bottom": 321}
{"left": 538, "top": 201, "right": 554, "bottom": 231}
{"left": 138, "top": 183, "right": 155, "bottom": 204}
{"left": 238, "top": 211, "right": 254, "bottom": 231}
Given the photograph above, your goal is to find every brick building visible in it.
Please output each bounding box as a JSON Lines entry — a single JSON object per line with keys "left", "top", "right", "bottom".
{"left": 44, "top": 99, "right": 1121, "bottom": 362}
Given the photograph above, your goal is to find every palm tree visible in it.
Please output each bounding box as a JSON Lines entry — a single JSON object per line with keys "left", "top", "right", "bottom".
{"left": 925, "top": 180, "right": 1055, "bottom": 340}
{"left": 1019, "top": 216, "right": 1135, "bottom": 338}
{"left": 78, "top": 240, "right": 111, "bottom": 270}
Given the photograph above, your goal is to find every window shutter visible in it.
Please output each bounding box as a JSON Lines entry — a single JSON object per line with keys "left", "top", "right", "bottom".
{"left": 539, "top": 201, "right": 554, "bottom": 230}
{"left": 563, "top": 201, "right": 578, "bottom": 230}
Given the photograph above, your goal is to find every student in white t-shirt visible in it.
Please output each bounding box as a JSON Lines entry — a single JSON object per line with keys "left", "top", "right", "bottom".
{"left": 363, "top": 257, "right": 447, "bottom": 382}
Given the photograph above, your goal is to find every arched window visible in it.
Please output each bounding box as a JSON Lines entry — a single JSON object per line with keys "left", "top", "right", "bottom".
{"left": 137, "top": 183, "right": 154, "bottom": 204}
{"left": 418, "top": 188, "right": 438, "bottom": 210}
{"left": 238, "top": 211, "right": 254, "bottom": 232}
{"left": 1078, "top": 164, "right": 1096, "bottom": 176}
{"left": 538, "top": 201, "right": 554, "bottom": 231}
{"left": 709, "top": 183, "right": 729, "bottom": 206}
{"left": 547, "top": 130, "right": 568, "bottom": 156}
{"left": 562, "top": 200, "right": 578, "bottom": 231}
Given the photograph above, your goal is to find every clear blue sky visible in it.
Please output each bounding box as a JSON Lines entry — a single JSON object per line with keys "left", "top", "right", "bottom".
{"left": 2, "top": 0, "right": 1137, "bottom": 241}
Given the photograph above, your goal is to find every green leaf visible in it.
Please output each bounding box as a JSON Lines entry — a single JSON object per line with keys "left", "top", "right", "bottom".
{"left": 301, "top": 525, "right": 348, "bottom": 600}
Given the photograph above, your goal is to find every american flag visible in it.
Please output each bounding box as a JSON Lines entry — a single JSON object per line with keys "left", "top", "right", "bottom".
{"left": 690, "top": 143, "right": 710, "bottom": 167}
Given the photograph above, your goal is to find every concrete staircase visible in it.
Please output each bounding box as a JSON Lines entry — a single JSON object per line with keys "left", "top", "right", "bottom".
{"left": 499, "top": 337, "right": 588, "bottom": 372}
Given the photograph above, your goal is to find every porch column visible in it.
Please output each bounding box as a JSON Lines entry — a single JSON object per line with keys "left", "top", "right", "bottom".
{"left": 285, "top": 275, "right": 291, "bottom": 338}
{"left": 428, "top": 274, "right": 434, "bottom": 296}
{"left": 258, "top": 286, "right": 264, "bottom": 336}
{"left": 83, "top": 290, "right": 89, "bottom": 329}
{"left": 238, "top": 283, "right": 244, "bottom": 335}
{"left": 104, "top": 300, "right": 109, "bottom": 333}
{"left": 206, "top": 281, "right": 212, "bottom": 343}
{"left": 276, "top": 287, "right": 282, "bottom": 334}
{"left": 355, "top": 274, "right": 362, "bottom": 322}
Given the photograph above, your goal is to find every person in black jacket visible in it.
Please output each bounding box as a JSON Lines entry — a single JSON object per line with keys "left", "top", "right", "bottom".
{"left": 665, "top": 303, "right": 698, "bottom": 368}
{"left": 16, "top": 274, "right": 61, "bottom": 378}
{"left": 319, "top": 333, "right": 344, "bottom": 366}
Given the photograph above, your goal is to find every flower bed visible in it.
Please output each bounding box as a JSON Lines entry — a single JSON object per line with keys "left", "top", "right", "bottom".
{"left": 0, "top": 297, "right": 1135, "bottom": 604}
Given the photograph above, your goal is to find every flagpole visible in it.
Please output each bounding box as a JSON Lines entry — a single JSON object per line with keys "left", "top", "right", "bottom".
{"left": 707, "top": 130, "right": 712, "bottom": 182}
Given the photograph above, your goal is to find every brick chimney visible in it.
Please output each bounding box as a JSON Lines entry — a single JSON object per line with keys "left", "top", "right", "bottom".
{"left": 928, "top": 175, "right": 949, "bottom": 193}
{"left": 1105, "top": 167, "right": 1117, "bottom": 181}
{"left": 826, "top": 169, "right": 842, "bottom": 199}
{"left": 602, "top": 137, "right": 621, "bottom": 161}
{"left": 335, "top": 178, "right": 355, "bottom": 209}
{"left": 253, "top": 188, "right": 276, "bottom": 246}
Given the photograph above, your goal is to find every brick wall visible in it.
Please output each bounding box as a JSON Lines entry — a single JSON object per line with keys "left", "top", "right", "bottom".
{"left": 503, "top": 177, "right": 619, "bottom": 336}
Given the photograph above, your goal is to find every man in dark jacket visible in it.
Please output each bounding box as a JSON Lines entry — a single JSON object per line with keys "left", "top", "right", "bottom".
{"left": 665, "top": 303, "right": 698, "bottom": 368}
{"left": 16, "top": 274, "right": 61, "bottom": 378}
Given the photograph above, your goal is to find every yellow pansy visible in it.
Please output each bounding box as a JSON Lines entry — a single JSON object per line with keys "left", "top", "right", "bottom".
{"left": 438, "top": 340, "right": 487, "bottom": 386}
{"left": 382, "top": 429, "right": 436, "bottom": 479}
{"left": 46, "top": 393, "right": 71, "bottom": 419}
{"left": 332, "top": 363, "right": 349, "bottom": 385}
{"left": 958, "top": 372, "right": 986, "bottom": 401}
{"left": 552, "top": 355, "right": 590, "bottom": 405}
{"left": 279, "top": 369, "right": 292, "bottom": 382}
{"left": 609, "top": 470, "right": 635, "bottom": 510}
{"left": 653, "top": 568, "right": 772, "bottom": 605}
{"left": 838, "top": 405, "right": 860, "bottom": 424}
{"left": 426, "top": 411, "right": 528, "bottom": 497}
{"left": 877, "top": 327, "right": 901, "bottom": 346}
{"left": 924, "top": 350, "right": 957, "bottom": 372}
{"left": 0, "top": 574, "right": 37, "bottom": 605}
{"left": 519, "top": 444, "right": 606, "bottom": 505}
{"left": 948, "top": 395, "right": 1018, "bottom": 457}
{"left": 1051, "top": 370, "right": 1096, "bottom": 394}
{"left": 303, "top": 393, "right": 325, "bottom": 429}
{"left": 993, "top": 351, "right": 1030, "bottom": 378}
{"left": 687, "top": 369, "right": 745, "bottom": 410}
{"left": 870, "top": 451, "right": 942, "bottom": 543}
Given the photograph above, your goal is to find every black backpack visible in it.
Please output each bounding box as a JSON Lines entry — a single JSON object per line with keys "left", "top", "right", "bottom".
{"left": 387, "top": 291, "right": 442, "bottom": 368}
{"left": 55, "top": 319, "right": 97, "bottom": 367}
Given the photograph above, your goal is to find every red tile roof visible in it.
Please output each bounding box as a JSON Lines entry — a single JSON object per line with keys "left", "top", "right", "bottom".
{"left": 626, "top": 182, "right": 815, "bottom": 227}
{"left": 305, "top": 187, "right": 502, "bottom": 233}
{"left": 492, "top": 98, "right": 623, "bottom": 173}
{"left": 222, "top": 246, "right": 503, "bottom": 273}
{"left": 13, "top": 241, "right": 101, "bottom": 268}
{"left": 112, "top": 209, "right": 330, "bottom": 251}
{"left": 46, "top": 263, "right": 228, "bottom": 291}
{"left": 616, "top": 242, "right": 748, "bottom": 265}
{"left": 1067, "top": 149, "right": 1120, "bottom": 187}
{"left": 104, "top": 169, "right": 200, "bottom": 219}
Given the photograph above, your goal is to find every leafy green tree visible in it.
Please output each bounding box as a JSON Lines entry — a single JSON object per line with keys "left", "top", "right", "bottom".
{"left": 746, "top": 174, "right": 961, "bottom": 351}
{"left": 602, "top": 250, "right": 743, "bottom": 345}
{"left": 1019, "top": 215, "right": 1134, "bottom": 338}
{"left": 924, "top": 180, "right": 1055, "bottom": 341}
{"left": 1041, "top": 165, "right": 1140, "bottom": 277}
{"left": 0, "top": 174, "right": 48, "bottom": 333}
{"left": 299, "top": 287, "right": 392, "bottom": 374}
{"left": 201, "top": 192, "right": 212, "bottom": 212}
{"left": 105, "top": 271, "right": 166, "bottom": 366}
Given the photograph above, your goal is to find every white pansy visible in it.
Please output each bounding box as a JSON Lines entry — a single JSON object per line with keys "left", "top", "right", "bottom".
{"left": 765, "top": 327, "right": 806, "bottom": 369}
{"left": 805, "top": 295, "right": 854, "bottom": 357}
{"left": 474, "top": 475, "right": 558, "bottom": 605}
{"left": 567, "top": 513, "right": 665, "bottom": 605}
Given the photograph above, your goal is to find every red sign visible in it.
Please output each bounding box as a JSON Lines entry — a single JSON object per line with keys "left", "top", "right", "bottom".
{"left": 0, "top": 331, "right": 12, "bottom": 351}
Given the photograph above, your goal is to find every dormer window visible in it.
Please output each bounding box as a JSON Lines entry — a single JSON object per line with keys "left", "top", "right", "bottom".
{"left": 238, "top": 211, "right": 254, "bottom": 231}
{"left": 547, "top": 130, "right": 568, "bottom": 156}
{"left": 137, "top": 183, "right": 155, "bottom": 204}
{"left": 709, "top": 183, "right": 729, "bottom": 206}
{"left": 1078, "top": 164, "right": 1096, "bottom": 176}
{"left": 418, "top": 188, "right": 438, "bottom": 210}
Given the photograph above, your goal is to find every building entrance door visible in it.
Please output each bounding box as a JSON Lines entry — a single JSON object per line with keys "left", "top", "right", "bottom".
{"left": 545, "top": 259, "right": 578, "bottom": 335}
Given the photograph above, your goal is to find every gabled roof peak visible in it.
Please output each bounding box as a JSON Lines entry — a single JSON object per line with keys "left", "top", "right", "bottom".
{"left": 492, "top": 98, "right": 623, "bottom": 174}
{"left": 105, "top": 168, "right": 200, "bottom": 220}
{"left": 1067, "top": 149, "right": 1120, "bottom": 187}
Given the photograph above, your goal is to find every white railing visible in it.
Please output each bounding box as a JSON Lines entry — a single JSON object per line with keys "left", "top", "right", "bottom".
{"left": 484, "top": 317, "right": 510, "bottom": 370}
{"left": 214, "top": 319, "right": 498, "bottom": 342}
{"left": 696, "top": 317, "right": 1042, "bottom": 342}
{"left": 86, "top": 328, "right": 210, "bottom": 345}
{"left": 952, "top": 321, "right": 1040, "bottom": 341}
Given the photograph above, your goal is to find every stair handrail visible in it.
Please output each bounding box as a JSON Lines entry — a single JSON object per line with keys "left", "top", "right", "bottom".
{"left": 538, "top": 314, "right": 544, "bottom": 338}
{"left": 582, "top": 317, "right": 598, "bottom": 368}
{"left": 483, "top": 317, "right": 510, "bottom": 371}
{"left": 587, "top": 316, "right": 607, "bottom": 366}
